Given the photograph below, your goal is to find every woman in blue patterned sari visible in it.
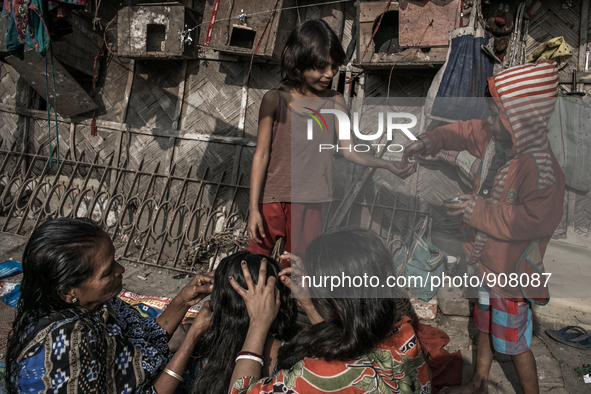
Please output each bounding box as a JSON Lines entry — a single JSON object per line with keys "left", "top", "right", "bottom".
{"left": 5, "top": 217, "right": 214, "bottom": 394}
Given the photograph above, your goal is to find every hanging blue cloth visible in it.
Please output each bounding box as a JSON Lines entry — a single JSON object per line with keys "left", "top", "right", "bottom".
{"left": 430, "top": 31, "right": 494, "bottom": 121}
{"left": 424, "top": 3, "right": 496, "bottom": 123}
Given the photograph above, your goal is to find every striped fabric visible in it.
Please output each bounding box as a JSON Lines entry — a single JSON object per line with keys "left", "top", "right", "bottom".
{"left": 465, "top": 61, "right": 559, "bottom": 264}
{"left": 493, "top": 60, "right": 559, "bottom": 157}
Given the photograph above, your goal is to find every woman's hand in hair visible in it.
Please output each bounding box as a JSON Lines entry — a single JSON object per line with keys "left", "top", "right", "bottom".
{"left": 279, "top": 254, "right": 323, "bottom": 325}
{"left": 153, "top": 301, "right": 213, "bottom": 394}
{"left": 179, "top": 272, "right": 214, "bottom": 306}
{"left": 228, "top": 259, "right": 279, "bottom": 390}
{"left": 158, "top": 272, "right": 214, "bottom": 335}
{"left": 230, "top": 258, "right": 280, "bottom": 331}
{"left": 278, "top": 253, "right": 308, "bottom": 299}
{"left": 188, "top": 300, "right": 213, "bottom": 338}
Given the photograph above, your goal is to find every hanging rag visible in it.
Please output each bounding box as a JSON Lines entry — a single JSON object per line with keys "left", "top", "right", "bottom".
{"left": 2, "top": 0, "right": 86, "bottom": 167}
{"left": 526, "top": 36, "right": 572, "bottom": 69}
{"left": 3, "top": 0, "right": 51, "bottom": 59}
{"left": 424, "top": 0, "right": 494, "bottom": 123}
{"left": 2, "top": 0, "right": 86, "bottom": 59}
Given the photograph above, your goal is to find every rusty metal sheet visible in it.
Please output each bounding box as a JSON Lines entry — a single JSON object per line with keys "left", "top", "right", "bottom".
{"left": 398, "top": 0, "right": 461, "bottom": 47}
{"left": 4, "top": 49, "right": 98, "bottom": 117}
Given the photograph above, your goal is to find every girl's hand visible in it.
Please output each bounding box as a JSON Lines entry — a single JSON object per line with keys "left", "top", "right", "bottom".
{"left": 229, "top": 258, "right": 280, "bottom": 330}
{"left": 248, "top": 210, "right": 266, "bottom": 244}
{"left": 384, "top": 160, "right": 417, "bottom": 179}
{"left": 278, "top": 254, "right": 323, "bottom": 324}
{"left": 279, "top": 251, "right": 301, "bottom": 274}
{"left": 278, "top": 252, "right": 309, "bottom": 298}
{"left": 444, "top": 194, "right": 473, "bottom": 217}
{"left": 178, "top": 272, "right": 214, "bottom": 306}
{"left": 403, "top": 140, "right": 427, "bottom": 160}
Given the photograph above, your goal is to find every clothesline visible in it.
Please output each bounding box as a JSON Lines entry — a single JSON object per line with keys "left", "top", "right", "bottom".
{"left": 179, "top": 0, "right": 354, "bottom": 43}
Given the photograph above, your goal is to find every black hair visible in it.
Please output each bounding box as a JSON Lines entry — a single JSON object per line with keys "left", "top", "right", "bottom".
{"left": 190, "top": 252, "right": 299, "bottom": 394}
{"left": 276, "top": 228, "right": 397, "bottom": 369}
{"left": 5, "top": 217, "right": 108, "bottom": 394}
{"left": 280, "top": 19, "right": 346, "bottom": 86}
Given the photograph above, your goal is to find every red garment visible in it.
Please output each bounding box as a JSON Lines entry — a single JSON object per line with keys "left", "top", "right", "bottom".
{"left": 247, "top": 202, "right": 322, "bottom": 266}
{"left": 412, "top": 316, "right": 462, "bottom": 393}
{"left": 418, "top": 61, "right": 565, "bottom": 301}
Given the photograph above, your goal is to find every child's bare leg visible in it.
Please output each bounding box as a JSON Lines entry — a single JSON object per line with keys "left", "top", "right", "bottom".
{"left": 441, "top": 330, "right": 493, "bottom": 394}
{"left": 511, "top": 350, "right": 538, "bottom": 394}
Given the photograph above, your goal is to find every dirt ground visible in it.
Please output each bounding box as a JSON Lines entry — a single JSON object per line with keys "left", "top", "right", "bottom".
{"left": 2, "top": 231, "right": 591, "bottom": 393}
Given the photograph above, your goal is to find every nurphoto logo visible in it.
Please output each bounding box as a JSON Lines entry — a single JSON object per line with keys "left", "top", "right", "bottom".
{"left": 305, "top": 109, "right": 418, "bottom": 153}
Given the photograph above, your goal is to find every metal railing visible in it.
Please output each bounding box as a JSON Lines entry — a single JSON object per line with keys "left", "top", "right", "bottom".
{"left": 0, "top": 141, "right": 249, "bottom": 273}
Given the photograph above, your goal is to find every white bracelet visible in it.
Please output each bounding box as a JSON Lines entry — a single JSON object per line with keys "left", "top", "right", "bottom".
{"left": 235, "top": 354, "right": 264, "bottom": 366}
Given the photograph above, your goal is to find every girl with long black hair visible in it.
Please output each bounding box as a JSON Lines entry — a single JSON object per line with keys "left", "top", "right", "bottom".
{"left": 189, "top": 252, "right": 299, "bottom": 394}
{"left": 229, "top": 228, "right": 432, "bottom": 393}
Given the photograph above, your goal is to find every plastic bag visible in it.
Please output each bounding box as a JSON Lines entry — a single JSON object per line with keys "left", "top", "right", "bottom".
{"left": 394, "top": 216, "right": 447, "bottom": 301}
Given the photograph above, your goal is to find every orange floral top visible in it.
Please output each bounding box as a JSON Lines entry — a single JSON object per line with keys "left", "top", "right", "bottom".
{"left": 231, "top": 316, "right": 431, "bottom": 394}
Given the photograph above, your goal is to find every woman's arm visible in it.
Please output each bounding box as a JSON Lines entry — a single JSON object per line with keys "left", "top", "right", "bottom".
{"left": 156, "top": 273, "right": 213, "bottom": 335}
{"left": 248, "top": 90, "right": 279, "bottom": 244}
{"left": 152, "top": 301, "right": 213, "bottom": 394}
{"left": 228, "top": 258, "right": 281, "bottom": 392}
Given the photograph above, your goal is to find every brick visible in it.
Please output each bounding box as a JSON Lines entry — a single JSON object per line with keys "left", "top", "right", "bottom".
{"left": 410, "top": 297, "right": 438, "bottom": 320}
{"left": 437, "top": 286, "right": 471, "bottom": 317}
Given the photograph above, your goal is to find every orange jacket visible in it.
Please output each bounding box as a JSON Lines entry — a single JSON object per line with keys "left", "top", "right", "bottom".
{"left": 419, "top": 61, "right": 565, "bottom": 302}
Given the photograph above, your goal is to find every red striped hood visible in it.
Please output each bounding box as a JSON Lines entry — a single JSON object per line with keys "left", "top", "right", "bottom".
{"left": 487, "top": 60, "right": 559, "bottom": 157}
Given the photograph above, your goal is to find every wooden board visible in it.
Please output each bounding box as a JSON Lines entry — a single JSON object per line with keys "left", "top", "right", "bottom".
{"left": 96, "top": 57, "right": 133, "bottom": 123}
{"left": 359, "top": 1, "right": 399, "bottom": 23}
{"left": 358, "top": 1, "right": 448, "bottom": 67}
{"left": 52, "top": 15, "right": 104, "bottom": 76}
{"left": 300, "top": 0, "right": 345, "bottom": 39}
{"left": 398, "top": 0, "right": 461, "bottom": 47}
{"left": 198, "top": 0, "right": 298, "bottom": 60}
{"left": 4, "top": 50, "right": 98, "bottom": 117}
{"left": 364, "top": 46, "right": 448, "bottom": 68}
{"left": 0, "top": 63, "right": 19, "bottom": 107}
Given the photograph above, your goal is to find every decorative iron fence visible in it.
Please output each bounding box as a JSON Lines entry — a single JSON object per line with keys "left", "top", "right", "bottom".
{"left": 0, "top": 138, "right": 434, "bottom": 274}
{"left": 0, "top": 141, "right": 250, "bottom": 273}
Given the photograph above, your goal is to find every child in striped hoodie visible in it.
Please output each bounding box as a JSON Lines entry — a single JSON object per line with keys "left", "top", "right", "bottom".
{"left": 404, "top": 60, "right": 565, "bottom": 394}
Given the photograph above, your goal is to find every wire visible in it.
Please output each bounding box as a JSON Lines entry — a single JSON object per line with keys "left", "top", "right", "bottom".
{"left": 387, "top": 64, "right": 395, "bottom": 98}
{"left": 358, "top": 0, "right": 391, "bottom": 64}
{"left": 180, "top": 0, "right": 354, "bottom": 40}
